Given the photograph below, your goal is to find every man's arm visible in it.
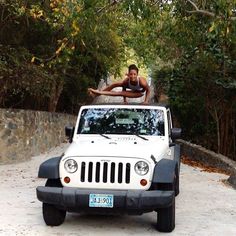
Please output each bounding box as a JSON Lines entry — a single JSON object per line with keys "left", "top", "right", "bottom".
{"left": 122, "top": 78, "right": 129, "bottom": 104}
{"left": 140, "top": 78, "right": 150, "bottom": 104}
{"left": 122, "top": 86, "right": 128, "bottom": 104}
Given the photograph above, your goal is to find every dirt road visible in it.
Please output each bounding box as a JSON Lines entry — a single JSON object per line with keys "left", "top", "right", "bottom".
{"left": 0, "top": 143, "right": 236, "bottom": 236}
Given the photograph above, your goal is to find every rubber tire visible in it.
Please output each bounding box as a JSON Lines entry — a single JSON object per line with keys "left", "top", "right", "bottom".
{"left": 156, "top": 197, "right": 175, "bottom": 232}
{"left": 43, "top": 203, "right": 66, "bottom": 226}
{"left": 42, "top": 178, "right": 66, "bottom": 226}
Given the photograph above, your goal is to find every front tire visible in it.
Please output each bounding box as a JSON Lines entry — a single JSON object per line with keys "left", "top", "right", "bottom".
{"left": 156, "top": 197, "right": 175, "bottom": 232}
{"left": 43, "top": 203, "right": 66, "bottom": 226}
{"left": 42, "top": 179, "right": 66, "bottom": 226}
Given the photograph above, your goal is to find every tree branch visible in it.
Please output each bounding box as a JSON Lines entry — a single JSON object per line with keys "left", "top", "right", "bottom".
{"left": 186, "top": 9, "right": 215, "bottom": 18}
{"left": 187, "top": 0, "right": 199, "bottom": 11}
{"left": 97, "top": 0, "right": 123, "bottom": 14}
{"left": 186, "top": 0, "right": 236, "bottom": 21}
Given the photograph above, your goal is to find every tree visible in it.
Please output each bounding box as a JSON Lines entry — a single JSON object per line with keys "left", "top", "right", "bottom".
{"left": 0, "top": 0, "right": 128, "bottom": 112}
{"left": 150, "top": 0, "right": 236, "bottom": 158}
{"left": 1, "top": 0, "right": 235, "bottom": 158}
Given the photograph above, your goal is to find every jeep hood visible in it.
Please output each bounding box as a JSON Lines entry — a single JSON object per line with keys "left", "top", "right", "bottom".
{"left": 64, "top": 135, "right": 169, "bottom": 161}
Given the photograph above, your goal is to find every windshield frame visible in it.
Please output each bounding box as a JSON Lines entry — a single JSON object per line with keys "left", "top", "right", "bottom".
{"left": 76, "top": 106, "right": 166, "bottom": 137}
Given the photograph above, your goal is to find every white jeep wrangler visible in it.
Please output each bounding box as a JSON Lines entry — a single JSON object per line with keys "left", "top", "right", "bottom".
{"left": 36, "top": 103, "right": 181, "bottom": 232}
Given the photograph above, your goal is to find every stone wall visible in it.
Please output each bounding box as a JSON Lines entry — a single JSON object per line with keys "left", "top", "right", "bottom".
{"left": 177, "top": 139, "right": 236, "bottom": 189}
{"left": 0, "top": 109, "right": 76, "bottom": 164}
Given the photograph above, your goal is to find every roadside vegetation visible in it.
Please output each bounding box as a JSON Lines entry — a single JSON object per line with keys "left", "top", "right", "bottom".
{"left": 0, "top": 0, "right": 235, "bottom": 159}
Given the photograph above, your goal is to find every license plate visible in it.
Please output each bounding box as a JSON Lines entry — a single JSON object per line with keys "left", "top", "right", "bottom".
{"left": 89, "top": 194, "right": 114, "bottom": 208}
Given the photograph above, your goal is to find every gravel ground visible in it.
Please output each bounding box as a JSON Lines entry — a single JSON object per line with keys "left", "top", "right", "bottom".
{"left": 0, "top": 143, "right": 236, "bottom": 236}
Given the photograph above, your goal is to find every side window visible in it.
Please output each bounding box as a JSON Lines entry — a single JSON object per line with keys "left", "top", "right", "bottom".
{"left": 167, "top": 110, "right": 172, "bottom": 137}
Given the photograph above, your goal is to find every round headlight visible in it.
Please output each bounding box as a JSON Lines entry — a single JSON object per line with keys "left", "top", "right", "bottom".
{"left": 134, "top": 161, "right": 149, "bottom": 176}
{"left": 64, "top": 159, "right": 78, "bottom": 173}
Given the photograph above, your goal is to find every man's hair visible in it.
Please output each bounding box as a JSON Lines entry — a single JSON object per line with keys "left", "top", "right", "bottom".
{"left": 128, "top": 64, "right": 139, "bottom": 73}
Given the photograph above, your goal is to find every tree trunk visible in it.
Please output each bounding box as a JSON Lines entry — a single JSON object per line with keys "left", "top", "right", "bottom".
{"left": 48, "top": 79, "right": 64, "bottom": 112}
{"left": 214, "top": 107, "right": 221, "bottom": 154}
{"left": 219, "top": 105, "right": 234, "bottom": 157}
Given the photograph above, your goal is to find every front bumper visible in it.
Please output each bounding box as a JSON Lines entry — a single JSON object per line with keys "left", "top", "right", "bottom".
{"left": 36, "top": 186, "right": 174, "bottom": 214}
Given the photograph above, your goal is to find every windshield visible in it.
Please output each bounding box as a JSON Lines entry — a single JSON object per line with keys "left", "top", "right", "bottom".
{"left": 77, "top": 108, "right": 165, "bottom": 136}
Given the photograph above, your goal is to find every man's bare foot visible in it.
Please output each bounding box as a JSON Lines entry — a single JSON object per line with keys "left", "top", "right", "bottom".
{"left": 88, "top": 88, "right": 99, "bottom": 98}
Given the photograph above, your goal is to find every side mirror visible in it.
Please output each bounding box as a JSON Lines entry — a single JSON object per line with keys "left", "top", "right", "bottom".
{"left": 171, "top": 128, "right": 181, "bottom": 141}
{"left": 65, "top": 126, "right": 75, "bottom": 143}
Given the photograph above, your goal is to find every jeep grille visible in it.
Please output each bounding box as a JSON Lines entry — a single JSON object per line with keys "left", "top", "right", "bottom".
{"left": 80, "top": 161, "right": 131, "bottom": 184}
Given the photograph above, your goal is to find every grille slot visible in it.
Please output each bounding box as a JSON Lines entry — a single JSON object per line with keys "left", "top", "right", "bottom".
{"left": 88, "top": 162, "right": 93, "bottom": 182}
{"left": 79, "top": 161, "right": 130, "bottom": 184}
{"left": 110, "top": 162, "right": 115, "bottom": 183}
{"left": 95, "top": 162, "right": 100, "bottom": 182}
{"left": 103, "top": 162, "right": 108, "bottom": 183}
{"left": 126, "top": 163, "right": 130, "bottom": 183}
{"left": 118, "top": 163, "right": 123, "bottom": 183}
{"left": 80, "top": 162, "right": 85, "bottom": 182}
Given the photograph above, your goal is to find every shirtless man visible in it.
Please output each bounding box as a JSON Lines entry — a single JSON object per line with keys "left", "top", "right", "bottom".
{"left": 88, "top": 64, "right": 150, "bottom": 104}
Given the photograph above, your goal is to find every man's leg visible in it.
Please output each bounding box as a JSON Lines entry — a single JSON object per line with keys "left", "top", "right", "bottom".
{"left": 88, "top": 84, "right": 115, "bottom": 97}
{"left": 88, "top": 88, "right": 143, "bottom": 98}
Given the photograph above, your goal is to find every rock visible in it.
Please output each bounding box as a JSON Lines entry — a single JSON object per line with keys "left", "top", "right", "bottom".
{"left": 228, "top": 175, "right": 236, "bottom": 189}
{"left": 1, "top": 129, "right": 12, "bottom": 140}
{"left": 8, "top": 122, "right": 18, "bottom": 130}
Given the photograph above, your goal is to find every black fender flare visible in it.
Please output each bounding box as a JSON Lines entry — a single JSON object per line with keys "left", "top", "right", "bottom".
{"left": 152, "top": 158, "right": 178, "bottom": 184}
{"left": 174, "top": 144, "right": 181, "bottom": 175}
{"left": 38, "top": 156, "right": 61, "bottom": 179}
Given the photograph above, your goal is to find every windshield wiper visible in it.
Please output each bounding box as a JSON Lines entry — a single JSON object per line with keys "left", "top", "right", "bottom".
{"left": 134, "top": 134, "right": 149, "bottom": 141}
{"left": 98, "top": 133, "right": 111, "bottom": 139}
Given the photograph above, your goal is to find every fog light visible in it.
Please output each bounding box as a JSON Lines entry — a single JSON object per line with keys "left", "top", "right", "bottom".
{"left": 140, "top": 179, "right": 147, "bottom": 186}
{"left": 64, "top": 176, "right": 70, "bottom": 183}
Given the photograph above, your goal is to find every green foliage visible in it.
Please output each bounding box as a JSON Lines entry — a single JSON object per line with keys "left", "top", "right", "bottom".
{"left": 151, "top": 0, "right": 236, "bottom": 157}
{"left": 0, "top": 44, "right": 52, "bottom": 109}
{"left": 0, "top": 0, "right": 128, "bottom": 112}
{"left": 1, "top": 0, "right": 235, "bottom": 157}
